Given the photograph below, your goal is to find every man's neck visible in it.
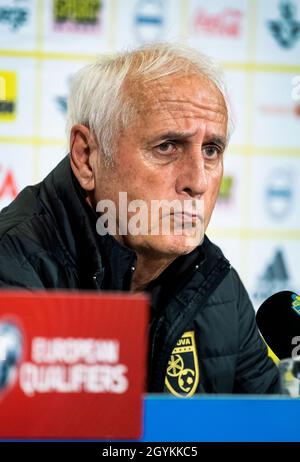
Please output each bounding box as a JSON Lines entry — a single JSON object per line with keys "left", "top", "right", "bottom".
{"left": 130, "top": 253, "right": 177, "bottom": 292}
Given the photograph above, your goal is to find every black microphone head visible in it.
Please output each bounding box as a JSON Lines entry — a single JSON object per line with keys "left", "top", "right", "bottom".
{"left": 256, "top": 291, "right": 300, "bottom": 360}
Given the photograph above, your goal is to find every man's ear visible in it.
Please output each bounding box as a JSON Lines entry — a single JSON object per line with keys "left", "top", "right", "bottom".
{"left": 69, "top": 124, "right": 97, "bottom": 192}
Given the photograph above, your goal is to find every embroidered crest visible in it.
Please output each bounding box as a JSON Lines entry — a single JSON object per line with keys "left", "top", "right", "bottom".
{"left": 165, "top": 331, "right": 199, "bottom": 397}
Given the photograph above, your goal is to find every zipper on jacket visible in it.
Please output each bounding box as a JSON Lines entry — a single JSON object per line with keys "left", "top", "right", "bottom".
{"left": 92, "top": 268, "right": 105, "bottom": 289}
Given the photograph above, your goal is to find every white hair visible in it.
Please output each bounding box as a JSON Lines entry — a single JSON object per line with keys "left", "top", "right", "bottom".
{"left": 66, "top": 43, "right": 233, "bottom": 163}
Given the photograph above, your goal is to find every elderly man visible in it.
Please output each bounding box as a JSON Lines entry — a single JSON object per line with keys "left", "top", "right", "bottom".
{"left": 0, "top": 44, "right": 279, "bottom": 395}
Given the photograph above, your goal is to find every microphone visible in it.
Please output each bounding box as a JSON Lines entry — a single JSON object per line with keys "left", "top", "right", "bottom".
{"left": 256, "top": 291, "right": 300, "bottom": 360}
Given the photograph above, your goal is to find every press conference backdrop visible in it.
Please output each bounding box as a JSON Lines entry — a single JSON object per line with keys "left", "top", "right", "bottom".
{"left": 0, "top": 0, "right": 299, "bottom": 308}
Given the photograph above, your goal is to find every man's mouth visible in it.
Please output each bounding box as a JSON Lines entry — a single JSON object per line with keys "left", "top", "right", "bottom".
{"left": 171, "top": 211, "right": 203, "bottom": 225}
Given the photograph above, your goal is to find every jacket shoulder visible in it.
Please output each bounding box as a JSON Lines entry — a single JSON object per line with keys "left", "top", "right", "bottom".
{"left": 0, "top": 184, "right": 42, "bottom": 239}
{"left": 0, "top": 183, "right": 65, "bottom": 287}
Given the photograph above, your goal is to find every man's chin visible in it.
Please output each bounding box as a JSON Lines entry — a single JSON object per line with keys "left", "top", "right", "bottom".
{"left": 145, "top": 234, "right": 204, "bottom": 257}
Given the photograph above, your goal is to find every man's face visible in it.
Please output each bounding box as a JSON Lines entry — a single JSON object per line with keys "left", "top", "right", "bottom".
{"left": 91, "top": 73, "right": 228, "bottom": 258}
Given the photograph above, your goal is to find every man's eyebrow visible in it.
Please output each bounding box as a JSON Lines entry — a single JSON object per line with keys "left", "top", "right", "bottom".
{"left": 204, "top": 135, "right": 227, "bottom": 150}
{"left": 148, "top": 131, "right": 228, "bottom": 149}
{"left": 148, "top": 130, "right": 199, "bottom": 143}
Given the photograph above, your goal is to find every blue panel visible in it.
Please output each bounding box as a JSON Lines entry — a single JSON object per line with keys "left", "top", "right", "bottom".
{"left": 141, "top": 395, "right": 300, "bottom": 442}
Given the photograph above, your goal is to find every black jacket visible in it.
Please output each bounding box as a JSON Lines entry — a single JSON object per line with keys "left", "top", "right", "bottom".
{"left": 0, "top": 156, "right": 279, "bottom": 395}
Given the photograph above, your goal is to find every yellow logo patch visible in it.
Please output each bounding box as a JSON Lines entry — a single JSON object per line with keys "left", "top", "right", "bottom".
{"left": 0, "top": 71, "right": 17, "bottom": 122}
{"left": 165, "top": 331, "right": 199, "bottom": 397}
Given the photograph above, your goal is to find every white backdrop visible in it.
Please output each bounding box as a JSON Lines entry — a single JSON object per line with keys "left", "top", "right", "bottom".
{"left": 0, "top": 0, "right": 299, "bottom": 307}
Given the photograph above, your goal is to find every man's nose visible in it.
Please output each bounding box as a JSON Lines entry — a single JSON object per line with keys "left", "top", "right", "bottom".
{"left": 175, "top": 149, "right": 208, "bottom": 198}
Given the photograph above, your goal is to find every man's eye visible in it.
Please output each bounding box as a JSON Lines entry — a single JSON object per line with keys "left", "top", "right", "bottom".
{"left": 156, "top": 142, "right": 176, "bottom": 155}
{"left": 203, "top": 145, "right": 221, "bottom": 159}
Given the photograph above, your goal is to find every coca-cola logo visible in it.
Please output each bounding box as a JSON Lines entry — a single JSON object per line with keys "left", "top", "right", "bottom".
{"left": 193, "top": 8, "right": 243, "bottom": 38}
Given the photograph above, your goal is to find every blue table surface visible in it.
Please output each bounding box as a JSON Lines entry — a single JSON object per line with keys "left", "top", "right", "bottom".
{"left": 140, "top": 395, "right": 300, "bottom": 442}
{"left": 1, "top": 395, "right": 299, "bottom": 443}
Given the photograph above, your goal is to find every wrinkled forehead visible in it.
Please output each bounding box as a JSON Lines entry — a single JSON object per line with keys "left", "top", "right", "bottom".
{"left": 125, "top": 73, "right": 228, "bottom": 134}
